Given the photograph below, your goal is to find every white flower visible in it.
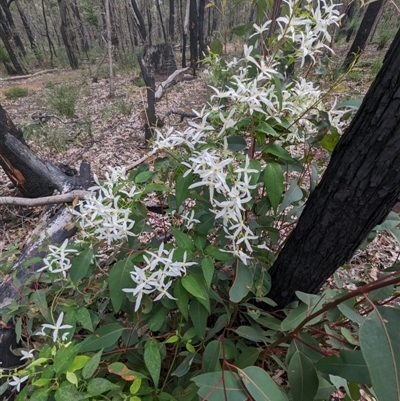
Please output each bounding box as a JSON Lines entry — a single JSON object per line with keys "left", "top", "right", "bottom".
{"left": 40, "top": 312, "right": 73, "bottom": 343}
{"left": 20, "top": 349, "right": 35, "bottom": 361}
{"left": 9, "top": 375, "right": 29, "bottom": 392}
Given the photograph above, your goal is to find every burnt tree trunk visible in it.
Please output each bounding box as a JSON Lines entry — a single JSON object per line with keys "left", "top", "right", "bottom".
{"left": 130, "top": 0, "right": 147, "bottom": 43}
{"left": 0, "top": 105, "right": 84, "bottom": 198}
{"left": 189, "top": 0, "right": 198, "bottom": 74}
{"left": 58, "top": 0, "right": 79, "bottom": 69}
{"left": 0, "top": 0, "right": 25, "bottom": 56}
{"left": 198, "top": 0, "right": 206, "bottom": 59}
{"left": 268, "top": 27, "right": 400, "bottom": 308}
{"left": 342, "top": 0, "right": 384, "bottom": 70}
{"left": 155, "top": 0, "right": 167, "bottom": 42}
{"left": 138, "top": 55, "right": 156, "bottom": 141}
{"left": 169, "top": 0, "right": 175, "bottom": 41}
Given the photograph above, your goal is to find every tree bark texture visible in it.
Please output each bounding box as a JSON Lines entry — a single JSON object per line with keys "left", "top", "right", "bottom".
{"left": 198, "top": 0, "right": 206, "bottom": 59}
{"left": 130, "top": 0, "right": 147, "bottom": 43}
{"left": 58, "top": 0, "right": 79, "bottom": 69}
{"left": 342, "top": 0, "right": 384, "bottom": 70}
{"left": 0, "top": 0, "right": 25, "bottom": 55}
{"left": 0, "top": 105, "right": 86, "bottom": 198}
{"left": 138, "top": 55, "right": 156, "bottom": 141}
{"left": 189, "top": 0, "right": 198, "bottom": 73}
{"left": 268, "top": 27, "right": 400, "bottom": 308}
{"left": 169, "top": 0, "right": 175, "bottom": 41}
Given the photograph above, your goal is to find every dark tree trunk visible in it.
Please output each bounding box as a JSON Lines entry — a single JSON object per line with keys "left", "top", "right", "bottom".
{"left": 0, "top": 104, "right": 84, "bottom": 198}
{"left": 147, "top": 4, "right": 152, "bottom": 46}
{"left": 189, "top": 0, "right": 197, "bottom": 74}
{"left": 342, "top": 0, "right": 384, "bottom": 70}
{"left": 130, "top": 0, "right": 147, "bottom": 43}
{"left": 155, "top": 0, "right": 167, "bottom": 42}
{"left": 0, "top": 18, "right": 25, "bottom": 75}
{"left": 13, "top": 0, "right": 41, "bottom": 61}
{"left": 58, "top": 0, "right": 79, "bottom": 69}
{"left": 109, "top": 0, "right": 120, "bottom": 48}
{"left": 70, "top": 0, "right": 90, "bottom": 52}
{"left": 169, "top": 0, "right": 175, "bottom": 41}
{"left": 0, "top": 0, "right": 25, "bottom": 55}
{"left": 268, "top": 27, "right": 400, "bottom": 308}
{"left": 138, "top": 55, "right": 156, "bottom": 141}
{"left": 344, "top": 1, "right": 357, "bottom": 42}
{"left": 198, "top": 0, "right": 206, "bottom": 60}
{"left": 42, "top": 0, "right": 56, "bottom": 63}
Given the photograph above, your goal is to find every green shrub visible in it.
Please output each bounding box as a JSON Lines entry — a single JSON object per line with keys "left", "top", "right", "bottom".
{"left": 47, "top": 83, "right": 79, "bottom": 117}
{"left": 4, "top": 86, "right": 29, "bottom": 99}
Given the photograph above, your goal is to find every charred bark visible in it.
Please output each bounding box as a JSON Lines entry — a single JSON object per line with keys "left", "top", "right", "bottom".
{"left": 198, "top": 0, "right": 206, "bottom": 59}
{"left": 58, "top": 0, "right": 79, "bottom": 69}
{"left": 268, "top": 27, "right": 400, "bottom": 308}
{"left": 189, "top": 0, "right": 198, "bottom": 74}
{"left": 130, "top": 0, "right": 147, "bottom": 43}
{"left": 342, "top": 0, "right": 384, "bottom": 70}
{"left": 169, "top": 0, "right": 175, "bottom": 41}
{"left": 138, "top": 54, "right": 156, "bottom": 141}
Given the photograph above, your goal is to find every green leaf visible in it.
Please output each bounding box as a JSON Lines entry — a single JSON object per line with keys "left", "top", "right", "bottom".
{"left": 87, "top": 378, "right": 118, "bottom": 396}
{"left": 192, "top": 371, "right": 247, "bottom": 401}
{"left": 32, "top": 290, "right": 51, "bottom": 322}
{"left": 315, "top": 375, "right": 335, "bottom": 400}
{"left": 205, "top": 245, "right": 234, "bottom": 261}
{"left": 234, "top": 326, "right": 267, "bottom": 343}
{"left": 320, "top": 131, "right": 340, "bottom": 152}
{"left": 337, "top": 300, "right": 364, "bottom": 324}
{"left": 278, "top": 179, "right": 303, "bottom": 212}
{"left": 66, "top": 371, "right": 78, "bottom": 386}
{"left": 231, "top": 22, "right": 253, "bottom": 36}
{"left": 172, "top": 354, "right": 195, "bottom": 377}
{"left": 264, "top": 163, "right": 284, "bottom": 212}
{"left": 316, "top": 350, "right": 371, "bottom": 384}
{"left": 135, "top": 170, "right": 153, "bottom": 183}
{"left": 196, "top": 212, "right": 215, "bottom": 235}
{"left": 174, "top": 280, "right": 189, "bottom": 320}
{"left": 264, "top": 143, "right": 294, "bottom": 161}
{"left": 288, "top": 351, "right": 318, "bottom": 401}
{"left": 54, "top": 344, "right": 80, "bottom": 375}
{"left": 190, "top": 298, "right": 208, "bottom": 340}
{"left": 79, "top": 323, "right": 124, "bottom": 352}
{"left": 286, "top": 332, "right": 323, "bottom": 364}
{"left": 147, "top": 304, "right": 169, "bottom": 331}
{"left": 76, "top": 307, "right": 94, "bottom": 332}
{"left": 239, "top": 366, "right": 288, "bottom": 401}
{"left": 336, "top": 99, "right": 362, "bottom": 109}
{"left": 229, "top": 263, "right": 253, "bottom": 303}
{"left": 175, "top": 172, "right": 193, "bottom": 209}
{"left": 54, "top": 382, "right": 85, "bottom": 401}
{"left": 144, "top": 183, "right": 171, "bottom": 193}
{"left": 256, "top": 122, "right": 279, "bottom": 137}
{"left": 209, "top": 39, "right": 223, "bottom": 55}
{"left": 70, "top": 247, "right": 93, "bottom": 284}
{"left": 69, "top": 355, "right": 90, "bottom": 372}
{"left": 170, "top": 227, "right": 194, "bottom": 251}
{"left": 201, "top": 256, "right": 214, "bottom": 288}
{"left": 360, "top": 307, "right": 400, "bottom": 401}
{"left": 234, "top": 347, "right": 260, "bottom": 369}
{"left": 109, "top": 259, "right": 133, "bottom": 312}
{"left": 181, "top": 273, "right": 209, "bottom": 312}
{"left": 29, "top": 388, "right": 49, "bottom": 401}
{"left": 144, "top": 339, "right": 161, "bottom": 388}
{"left": 203, "top": 340, "right": 221, "bottom": 372}
{"left": 82, "top": 349, "right": 103, "bottom": 379}
{"left": 281, "top": 303, "right": 322, "bottom": 331}
{"left": 227, "top": 135, "right": 247, "bottom": 151}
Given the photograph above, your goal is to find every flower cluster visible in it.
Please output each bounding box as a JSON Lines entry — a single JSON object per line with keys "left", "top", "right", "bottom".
{"left": 72, "top": 167, "right": 139, "bottom": 245}
{"left": 123, "top": 244, "right": 197, "bottom": 311}
{"left": 37, "top": 238, "right": 78, "bottom": 278}
{"left": 35, "top": 312, "right": 72, "bottom": 343}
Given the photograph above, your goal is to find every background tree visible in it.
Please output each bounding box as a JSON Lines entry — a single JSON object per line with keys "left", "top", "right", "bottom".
{"left": 269, "top": 26, "right": 400, "bottom": 307}
{"left": 342, "top": 0, "right": 385, "bottom": 70}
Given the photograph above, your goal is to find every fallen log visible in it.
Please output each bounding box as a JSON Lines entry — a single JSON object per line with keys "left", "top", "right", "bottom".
{"left": 0, "top": 69, "right": 57, "bottom": 82}
{"left": 155, "top": 67, "right": 190, "bottom": 100}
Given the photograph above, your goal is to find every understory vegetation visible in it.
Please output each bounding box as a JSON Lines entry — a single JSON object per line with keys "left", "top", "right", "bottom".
{"left": 1, "top": 1, "right": 400, "bottom": 401}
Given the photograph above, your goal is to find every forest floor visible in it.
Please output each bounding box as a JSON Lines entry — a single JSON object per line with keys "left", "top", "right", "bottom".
{"left": 0, "top": 39, "right": 399, "bottom": 328}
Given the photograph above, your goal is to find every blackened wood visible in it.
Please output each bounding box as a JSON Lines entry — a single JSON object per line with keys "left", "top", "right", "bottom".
{"left": 342, "top": 0, "right": 384, "bottom": 70}
{"left": 138, "top": 55, "right": 156, "bottom": 141}
{"left": 269, "top": 27, "right": 400, "bottom": 307}
{"left": 189, "top": 0, "right": 198, "bottom": 74}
